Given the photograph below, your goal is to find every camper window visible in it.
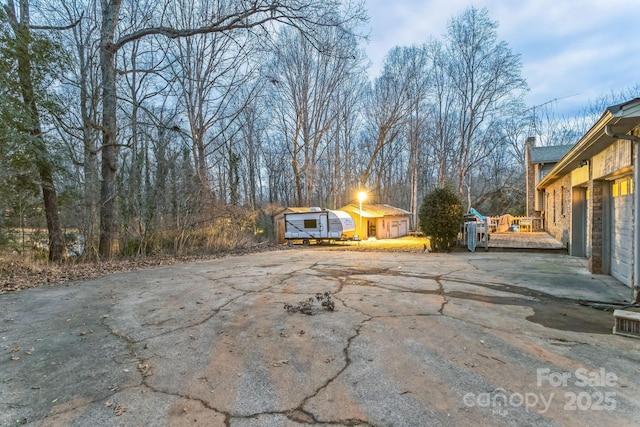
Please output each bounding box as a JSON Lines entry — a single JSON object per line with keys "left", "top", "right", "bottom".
{"left": 304, "top": 219, "right": 317, "bottom": 228}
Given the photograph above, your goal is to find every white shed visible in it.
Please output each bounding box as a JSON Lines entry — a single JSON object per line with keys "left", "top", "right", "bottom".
{"left": 340, "top": 204, "right": 411, "bottom": 240}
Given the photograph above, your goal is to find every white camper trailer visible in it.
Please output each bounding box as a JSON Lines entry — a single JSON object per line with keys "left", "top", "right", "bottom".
{"left": 284, "top": 208, "right": 356, "bottom": 245}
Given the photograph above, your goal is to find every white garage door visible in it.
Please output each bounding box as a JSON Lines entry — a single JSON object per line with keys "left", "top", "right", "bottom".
{"left": 390, "top": 221, "right": 399, "bottom": 238}
{"left": 399, "top": 220, "right": 408, "bottom": 237}
{"left": 611, "top": 178, "right": 633, "bottom": 287}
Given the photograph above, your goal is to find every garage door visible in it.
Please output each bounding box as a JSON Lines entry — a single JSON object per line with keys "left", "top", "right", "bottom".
{"left": 390, "top": 221, "right": 399, "bottom": 238}
{"left": 611, "top": 177, "right": 633, "bottom": 287}
{"left": 399, "top": 220, "right": 408, "bottom": 237}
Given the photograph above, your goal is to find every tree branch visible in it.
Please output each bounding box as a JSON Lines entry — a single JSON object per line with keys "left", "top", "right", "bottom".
{"left": 30, "top": 12, "right": 83, "bottom": 31}
{"left": 113, "top": 5, "right": 277, "bottom": 52}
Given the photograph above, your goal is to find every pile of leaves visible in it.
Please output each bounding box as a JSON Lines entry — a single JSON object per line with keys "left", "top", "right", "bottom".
{"left": 284, "top": 292, "right": 335, "bottom": 315}
{"left": 0, "top": 256, "right": 188, "bottom": 294}
{"left": 0, "top": 244, "right": 275, "bottom": 294}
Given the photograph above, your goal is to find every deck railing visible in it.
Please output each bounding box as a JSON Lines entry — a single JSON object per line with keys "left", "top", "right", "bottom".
{"left": 488, "top": 215, "right": 542, "bottom": 233}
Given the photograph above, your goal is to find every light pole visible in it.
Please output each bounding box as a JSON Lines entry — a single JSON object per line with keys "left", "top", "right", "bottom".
{"left": 358, "top": 191, "right": 367, "bottom": 244}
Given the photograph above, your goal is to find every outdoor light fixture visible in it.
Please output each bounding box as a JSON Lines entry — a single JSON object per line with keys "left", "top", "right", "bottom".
{"left": 358, "top": 191, "right": 367, "bottom": 244}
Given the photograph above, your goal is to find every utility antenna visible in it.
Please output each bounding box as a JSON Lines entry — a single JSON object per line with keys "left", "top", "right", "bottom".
{"left": 526, "top": 93, "right": 579, "bottom": 138}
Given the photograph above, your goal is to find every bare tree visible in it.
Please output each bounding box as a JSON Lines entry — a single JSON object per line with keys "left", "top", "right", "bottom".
{"left": 269, "top": 24, "right": 361, "bottom": 206}
{"left": 360, "top": 53, "right": 413, "bottom": 188}
{"left": 96, "top": 0, "right": 365, "bottom": 257}
{"left": 400, "top": 45, "right": 430, "bottom": 229}
{"left": 236, "top": 81, "right": 270, "bottom": 209}
{"left": 324, "top": 66, "right": 366, "bottom": 208}
{"left": 165, "top": 1, "right": 256, "bottom": 208}
{"left": 56, "top": 0, "right": 102, "bottom": 257}
{"left": 423, "top": 38, "right": 458, "bottom": 188}
{"left": 444, "top": 7, "right": 527, "bottom": 200}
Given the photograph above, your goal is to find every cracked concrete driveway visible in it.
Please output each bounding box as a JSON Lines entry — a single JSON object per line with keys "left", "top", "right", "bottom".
{"left": 2, "top": 249, "right": 640, "bottom": 426}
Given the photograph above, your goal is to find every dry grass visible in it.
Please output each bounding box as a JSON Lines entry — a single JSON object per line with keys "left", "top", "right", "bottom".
{"left": 0, "top": 242, "right": 274, "bottom": 294}
{"left": 1, "top": 236, "right": 441, "bottom": 294}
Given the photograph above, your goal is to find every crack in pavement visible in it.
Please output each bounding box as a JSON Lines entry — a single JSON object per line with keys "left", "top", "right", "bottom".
{"left": 87, "top": 290, "right": 263, "bottom": 425}
{"left": 294, "top": 312, "right": 375, "bottom": 426}
{"left": 125, "top": 292, "right": 250, "bottom": 344}
{"left": 316, "top": 264, "right": 567, "bottom": 329}
{"left": 311, "top": 263, "right": 600, "bottom": 331}
{"left": 94, "top": 259, "right": 366, "bottom": 425}
{"left": 435, "top": 277, "right": 448, "bottom": 314}
{"left": 97, "top": 316, "right": 235, "bottom": 424}
{"left": 288, "top": 264, "right": 611, "bottom": 422}
{"left": 215, "top": 267, "right": 378, "bottom": 425}
{"left": 8, "top": 251, "right": 639, "bottom": 427}
{"left": 37, "top": 257, "right": 612, "bottom": 425}
{"left": 229, "top": 263, "right": 318, "bottom": 295}
{"left": 143, "top": 384, "right": 232, "bottom": 425}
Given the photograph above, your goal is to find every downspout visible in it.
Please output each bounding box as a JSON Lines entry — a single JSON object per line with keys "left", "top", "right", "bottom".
{"left": 605, "top": 125, "right": 640, "bottom": 303}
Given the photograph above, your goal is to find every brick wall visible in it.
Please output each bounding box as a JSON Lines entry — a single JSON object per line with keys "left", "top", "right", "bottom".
{"left": 525, "top": 137, "right": 537, "bottom": 217}
{"left": 544, "top": 174, "right": 572, "bottom": 246}
{"left": 525, "top": 137, "right": 545, "bottom": 229}
{"left": 589, "top": 179, "right": 604, "bottom": 274}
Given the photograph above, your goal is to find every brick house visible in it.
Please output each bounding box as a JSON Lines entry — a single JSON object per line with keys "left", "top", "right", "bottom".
{"left": 533, "top": 98, "right": 640, "bottom": 296}
{"left": 525, "top": 138, "right": 574, "bottom": 233}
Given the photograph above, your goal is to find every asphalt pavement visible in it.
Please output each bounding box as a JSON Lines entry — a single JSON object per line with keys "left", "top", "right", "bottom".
{"left": 1, "top": 249, "right": 639, "bottom": 426}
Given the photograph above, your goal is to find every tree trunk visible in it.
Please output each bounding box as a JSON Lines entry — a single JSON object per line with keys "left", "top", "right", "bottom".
{"left": 408, "top": 106, "right": 420, "bottom": 230}
{"left": 98, "top": 0, "right": 122, "bottom": 258}
{"left": 10, "top": 0, "right": 65, "bottom": 261}
{"left": 194, "top": 137, "right": 213, "bottom": 207}
{"left": 80, "top": 55, "right": 100, "bottom": 258}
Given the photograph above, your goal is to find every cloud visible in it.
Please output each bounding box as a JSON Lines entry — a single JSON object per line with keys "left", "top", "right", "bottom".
{"left": 364, "top": 0, "right": 640, "bottom": 115}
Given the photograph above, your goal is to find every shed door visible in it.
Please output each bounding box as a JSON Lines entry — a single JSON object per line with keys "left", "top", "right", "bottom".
{"left": 399, "top": 220, "right": 407, "bottom": 237}
{"left": 390, "top": 221, "right": 399, "bottom": 238}
{"left": 611, "top": 177, "right": 633, "bottom": 287}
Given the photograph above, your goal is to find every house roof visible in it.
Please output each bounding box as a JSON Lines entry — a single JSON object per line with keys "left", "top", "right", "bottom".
{"left": 341, "top": 203, "right": 411, "bottom": 218}
{"left": 537, "top": 98, "right": 640, "bottom": 188}
{"left": 529, "top": 145, "right": 574, "bottom": 164}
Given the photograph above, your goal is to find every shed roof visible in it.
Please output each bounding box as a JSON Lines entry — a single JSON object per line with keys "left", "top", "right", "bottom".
{"left": 341, "top": 203, "right": 411, "bottom": 218}
{"left": 529, "top": 145, "right": 574, "bottom": 164}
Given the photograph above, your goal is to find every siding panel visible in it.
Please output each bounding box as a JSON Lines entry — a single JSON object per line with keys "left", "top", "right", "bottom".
{"left": 593, "top": 139, "right": 632, "bottom": 179}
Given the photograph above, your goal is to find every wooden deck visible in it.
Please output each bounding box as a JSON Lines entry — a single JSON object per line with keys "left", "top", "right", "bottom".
{"left": 488, "top": 232, "right": 565, "bottom": 250}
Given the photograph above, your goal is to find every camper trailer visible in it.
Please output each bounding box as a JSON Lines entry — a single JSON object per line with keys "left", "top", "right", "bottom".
{"left": 284, "top": 208, "right": 356, "bottom": 245}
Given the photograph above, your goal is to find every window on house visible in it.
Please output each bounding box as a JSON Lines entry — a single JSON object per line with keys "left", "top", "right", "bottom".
{"left": 614, "top": 177, "right": 634, "bottom": 197}
{"left": 561, "top": 187, "right": 565, "bottom": 216}
{"left": 536, "top": 190, "right": 545, "bottom": 211}
{"left": 553, "top": 190, "right": 556, "bottom": 223}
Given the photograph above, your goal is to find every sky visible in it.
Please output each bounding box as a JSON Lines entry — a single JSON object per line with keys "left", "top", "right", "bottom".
{"left": 364, "top": 0, "right": 640, "bottom": 117}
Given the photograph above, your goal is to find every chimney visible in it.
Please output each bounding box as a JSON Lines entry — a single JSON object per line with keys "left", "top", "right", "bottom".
{"left": 526, "top": 136, "right": 536, "bottom": 152}
{"left": 525, "top": 137, "right": 537, "bottom": 218}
